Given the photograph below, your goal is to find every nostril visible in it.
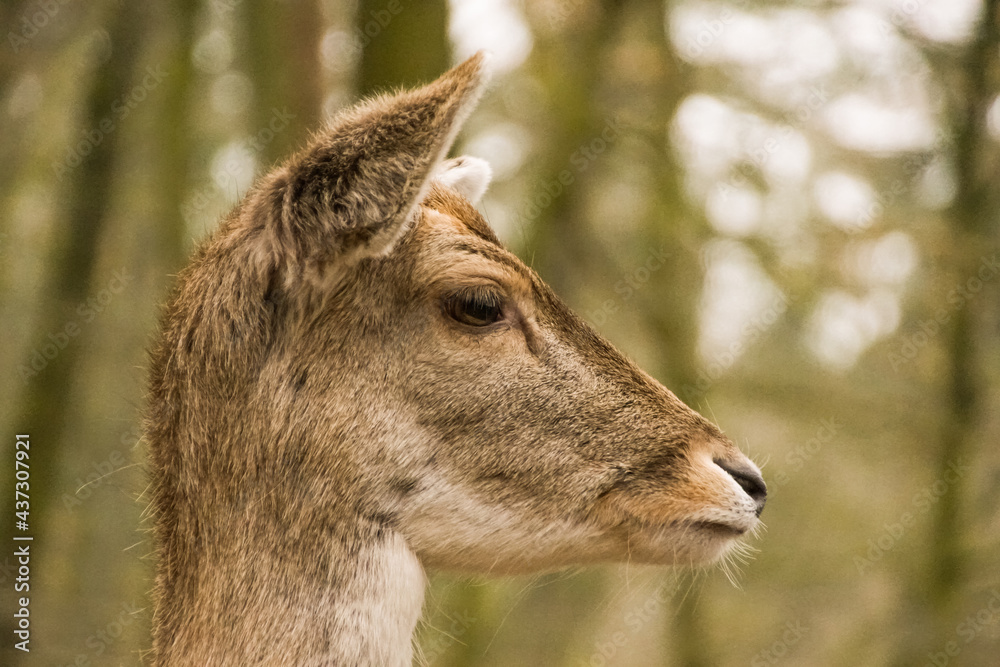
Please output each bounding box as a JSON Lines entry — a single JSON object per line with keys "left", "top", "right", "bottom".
{"left": 715, "top": 459, "right": 767, "bottom": 516}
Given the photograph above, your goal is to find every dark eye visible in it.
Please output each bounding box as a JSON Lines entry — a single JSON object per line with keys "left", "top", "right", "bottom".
{"left": 446, "top": 288, "right": 505, "bottom": 327}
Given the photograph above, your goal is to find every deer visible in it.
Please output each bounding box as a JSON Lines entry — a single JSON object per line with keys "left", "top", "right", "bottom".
{"left": 145, "top": 51, "right": 766, "bottom": 666}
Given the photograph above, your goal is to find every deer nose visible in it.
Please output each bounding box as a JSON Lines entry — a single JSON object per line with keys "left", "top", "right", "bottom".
{"left": 715, "top": 459, "right": 767, "bottom": 516}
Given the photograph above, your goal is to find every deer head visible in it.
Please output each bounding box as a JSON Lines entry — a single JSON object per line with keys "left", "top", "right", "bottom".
{"left": 147, "top": 51, "right": 765, "bottom": 666}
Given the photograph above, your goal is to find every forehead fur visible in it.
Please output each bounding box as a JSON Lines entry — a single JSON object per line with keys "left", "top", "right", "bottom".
{"left": 420, "top": 183, "right": 501, "bottom": 246}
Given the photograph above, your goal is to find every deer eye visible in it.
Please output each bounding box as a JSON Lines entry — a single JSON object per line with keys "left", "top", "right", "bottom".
{"left": 445, "top": 288, "right": 504, "bottom": 327}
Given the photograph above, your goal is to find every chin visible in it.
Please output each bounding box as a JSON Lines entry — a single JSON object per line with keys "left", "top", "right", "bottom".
{"left": 623, "top": 517, "right": 760, "bottom": 567}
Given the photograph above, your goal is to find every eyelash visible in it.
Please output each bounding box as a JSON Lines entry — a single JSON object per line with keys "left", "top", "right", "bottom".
{"left": 444, "top": 287, "right": 505, "bottom": 327}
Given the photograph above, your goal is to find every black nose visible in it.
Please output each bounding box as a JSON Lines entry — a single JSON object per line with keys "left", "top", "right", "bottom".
{"left": 715, "top": 459, "right": 767, "bottom": 517}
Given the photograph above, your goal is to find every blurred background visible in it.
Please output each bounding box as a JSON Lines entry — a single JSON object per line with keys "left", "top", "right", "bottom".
{"left": 1, "top": 0, "right": 999, "bottom": 664}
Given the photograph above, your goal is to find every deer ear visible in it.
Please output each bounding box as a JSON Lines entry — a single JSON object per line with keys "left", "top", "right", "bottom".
{"left": 435, "top": 156, "right": 492, "bottom": 204}
{"left": 263, "top": 51, "right": 492, "bottom": 269}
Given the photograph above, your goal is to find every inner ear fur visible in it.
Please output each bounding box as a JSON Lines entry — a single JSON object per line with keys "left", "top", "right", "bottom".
{"left": 258, "top": 51, "right": 492, "bottom": 275}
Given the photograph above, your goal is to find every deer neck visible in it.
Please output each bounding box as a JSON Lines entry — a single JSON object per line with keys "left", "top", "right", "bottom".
{"left": 155, "top": 510, "right": 425, "bottom": 666}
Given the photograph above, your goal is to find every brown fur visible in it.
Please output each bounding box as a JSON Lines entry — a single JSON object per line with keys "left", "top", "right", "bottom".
{"left": 146, "top": 52, "right": 765, "bottom": 665}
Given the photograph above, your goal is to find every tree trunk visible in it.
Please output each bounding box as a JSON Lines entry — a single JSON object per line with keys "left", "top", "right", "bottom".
{"left": 243, "top": 0, "right": 324, "bottom": 166}
{"left": 356, "top": 0, "right": 450, "bottom": 96}
{"left": 894, "top": 1, "right": 999, "bottom": 663}
{"left": 0, "top": 1, "right": 147, "bottom": 663}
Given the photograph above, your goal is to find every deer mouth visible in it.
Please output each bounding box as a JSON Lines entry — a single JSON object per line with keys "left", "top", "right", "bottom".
{"left": 587, "top": 470, "right": 761, "bottom": 566}
{"left": 592, "top": 485, "right": 757, "bottom": 533}
{"left": 688, "top": 519, "right": 750, "bottom": 537}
